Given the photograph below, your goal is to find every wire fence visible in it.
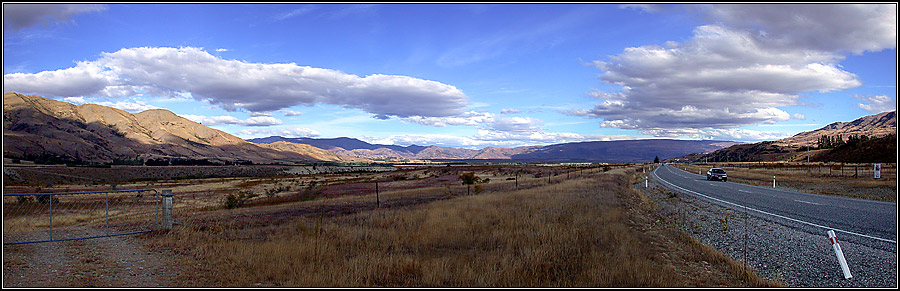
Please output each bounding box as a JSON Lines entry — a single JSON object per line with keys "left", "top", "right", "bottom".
{"left": 689, "top": 162, "right": 897, "bottom": 179}
{"left": 3, "top": 189, "right": 160, "bottom": 245}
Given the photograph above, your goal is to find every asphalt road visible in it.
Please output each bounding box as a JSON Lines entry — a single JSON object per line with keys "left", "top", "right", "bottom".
{"left": 649, "top": 163, "right": 898, "bottom": 287}
{"left": 652, "top": 163, "right": 897, "bottom": 244}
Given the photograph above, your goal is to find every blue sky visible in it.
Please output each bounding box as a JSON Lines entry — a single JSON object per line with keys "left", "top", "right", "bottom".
{"left": 3, "top": 3, "right": 897, "bottom": 149}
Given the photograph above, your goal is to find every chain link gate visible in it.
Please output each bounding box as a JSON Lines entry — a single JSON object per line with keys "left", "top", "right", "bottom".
{"left": 3, "top": 189, "right": 161, "bottom": 245}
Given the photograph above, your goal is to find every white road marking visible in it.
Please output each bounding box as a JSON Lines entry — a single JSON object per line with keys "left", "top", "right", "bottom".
{"left": 653, "top": 165, "right": 895, "bottom": 244}
{"left": 794, "top": 200, "right": 821, "bottom": 206}
{"left": 738, "top": 189, "right": 751, "bottom": 193}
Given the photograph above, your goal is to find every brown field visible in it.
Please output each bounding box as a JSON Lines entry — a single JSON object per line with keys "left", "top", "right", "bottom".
{"left": 672, "top": 162, "right": 897, "bottom": 202}
{"left": 4, "top": 164, "right": 780, "bottom": 287}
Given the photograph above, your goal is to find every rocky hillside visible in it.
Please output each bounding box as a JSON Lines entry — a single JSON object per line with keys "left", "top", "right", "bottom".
{"left": 3, "top": 92, "right": 341, "bottom": 164}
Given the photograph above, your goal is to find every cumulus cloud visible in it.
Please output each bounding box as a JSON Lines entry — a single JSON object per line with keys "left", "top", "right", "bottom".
{"left": 183, "top": 114, "right": 283, "bottom": 127}
{"left": 3, "top": 4, "right": 107, "bottom": 32}
{"left": 3, "top": 46, "right": 469, "bottom": 118}
{"left": 854, "top": 94, "right": 897, "bottom": 113}
{"left": 574, "top": 4, "right": 894, "bottom": 138}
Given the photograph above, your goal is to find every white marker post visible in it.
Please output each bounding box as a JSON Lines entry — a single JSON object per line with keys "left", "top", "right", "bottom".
{"left": 644, "top": 176, "right": 648, "bottom": 188}
{"left": 773, "top": 175, "right": 776, "bottom": 188}
{"left": 827, "top": 230, "right": 852, "bottom": 279}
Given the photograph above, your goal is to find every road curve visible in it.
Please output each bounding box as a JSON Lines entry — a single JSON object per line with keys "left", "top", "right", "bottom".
{"left": 652, "top": 163, "right": 897, "bottom": 243}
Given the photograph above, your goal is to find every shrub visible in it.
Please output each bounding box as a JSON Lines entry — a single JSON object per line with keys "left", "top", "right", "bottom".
{"left": 224, "top": 190, "right": 258, "bottom": 209}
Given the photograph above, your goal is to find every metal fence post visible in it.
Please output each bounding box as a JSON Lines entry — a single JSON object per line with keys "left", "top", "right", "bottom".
{"left": 162, "top": 190, "right": 174, "bottom": 230}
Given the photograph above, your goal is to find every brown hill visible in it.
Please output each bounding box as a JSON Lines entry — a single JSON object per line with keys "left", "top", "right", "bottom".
{"left": 670, "top": 111, "right": 898, "bottom": 163}
{"left": 777, "top": 111, "right": 896, "bottom": 147}
{"left": 3, "top": 92, "right": 337, "bottom": 164}
{"left": 253, "top": 141, "right": 342, "bottom": 162}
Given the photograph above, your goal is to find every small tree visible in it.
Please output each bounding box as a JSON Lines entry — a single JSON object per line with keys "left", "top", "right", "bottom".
{"left": 653, "top": 156, "right": 660, "bottom": 163}
{"left": 459, "top": 172, "right": 482, "bottom": 195}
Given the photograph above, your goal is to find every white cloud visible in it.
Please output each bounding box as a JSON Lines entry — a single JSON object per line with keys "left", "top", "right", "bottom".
{"left": 500, "top": 108, "right": 521, "bottom": 114}
{"left": 238, "top": 127, "right": 320, "bottom": 138}
{"left": 402, "top": 111, "right": 494, "bottom": 127}
{"left": 3, "top": 46, "right": 469, "bottom": 118}
{"left": 63, "top": 96, "right": 85, "bottom": 104}
{"left": 792, "top": 113, "right": 806, "bottom": 120}
{"left": 183, "top": 114, "right": 282, "bottom": 127}
{"left": 279, "top": 109, "right": 304, "bottom": 116}
{"left": 573, "top": 4, "right": 895, "bottom": 137}
{"left": 3, "top": 4, "right": 107, "bottom": 32}
{"left": 639, "top": 128, "right": 791, "bottom": 142}
{"left": 854, "top": 94, "right": 897, "bottom": 113}
{"left": 94, "top": 100, "right": 160, "bottom": 114}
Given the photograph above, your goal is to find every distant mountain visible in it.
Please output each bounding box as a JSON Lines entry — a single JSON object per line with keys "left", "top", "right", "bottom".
{"left": 251, "top": 136, "right": 737, "bottom": 163}
{"left": 248, "top": 136, "right": 534, "bottom": 160}
{"left": 3, "top": 92, "right": 342, "bottom": 164}
{"left": 509, "top": 140, "right": 740, "bottom": 163}
{"left": 670, "top": 111, "right": 897, "bottom": 163}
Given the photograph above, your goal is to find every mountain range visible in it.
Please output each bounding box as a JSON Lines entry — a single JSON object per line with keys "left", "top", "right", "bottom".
{"left": 248, "top": 136, "right": 739, "bottom": 163}
{"left": 5, "top": 92, "right": 893, "bottom": 165}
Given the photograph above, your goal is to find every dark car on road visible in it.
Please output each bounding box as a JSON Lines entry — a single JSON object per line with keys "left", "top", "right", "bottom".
{"left": 707, "top": 168, "right": 727, "bottom": 182}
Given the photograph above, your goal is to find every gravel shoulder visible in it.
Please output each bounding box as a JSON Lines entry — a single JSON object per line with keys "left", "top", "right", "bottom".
{"left": 3, "top": 233, "right": 176, "bottom": 287}
{"left": 637, "top": 180, "right": 898, "bottom": 287}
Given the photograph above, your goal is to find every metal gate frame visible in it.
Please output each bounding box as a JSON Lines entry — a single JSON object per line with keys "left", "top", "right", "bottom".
{"left": 3, "top": 188, "right": 160, "bottom": 245}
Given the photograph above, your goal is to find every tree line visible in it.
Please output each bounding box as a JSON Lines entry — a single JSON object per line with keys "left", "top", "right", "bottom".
{"left": 816, "top": 134, "right": 872, "bottom": 149}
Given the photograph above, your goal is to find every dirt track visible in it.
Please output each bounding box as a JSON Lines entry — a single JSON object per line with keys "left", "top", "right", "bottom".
{"left": 3, "top": 234, "right": 175, "bottom": 287}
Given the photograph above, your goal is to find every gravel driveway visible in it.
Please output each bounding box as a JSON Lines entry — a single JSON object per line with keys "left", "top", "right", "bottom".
{"left": 3, "top": 233, "right": 175, "bottom": 287}
{"left": 637, "top": 180, "right": 897, "bottom": 287}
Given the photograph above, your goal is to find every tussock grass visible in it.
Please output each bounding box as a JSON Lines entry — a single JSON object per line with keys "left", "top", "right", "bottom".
{"left": 146, "top": 168, "right": 779, "bottom": 287}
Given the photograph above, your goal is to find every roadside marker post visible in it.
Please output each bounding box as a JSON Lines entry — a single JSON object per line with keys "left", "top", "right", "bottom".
{"left": 773, "top": 175, "right": 776, "bottom": 188}
{"left": 827, "top": 230, "right": 853, "bottom": 279}
{"left": 644, "top": 176, "right": 648, "bottom": 188}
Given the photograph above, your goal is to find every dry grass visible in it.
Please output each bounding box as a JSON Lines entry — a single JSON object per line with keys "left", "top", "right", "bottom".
{"left": 673, "top": 162, "right": 897, "bottom": 202}
{"left": 142, "top": 168, "right": 779, "bottom": 287}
